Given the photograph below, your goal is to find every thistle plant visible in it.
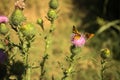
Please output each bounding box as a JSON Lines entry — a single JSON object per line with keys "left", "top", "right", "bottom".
{"left": 0, "top": 0, "right": 59, "bottom": 79}
{"left": 37, "top": 0, "right": 59, "bottom": 80}
{"left": 60, "top": 46, "right": 81, "bottom": 80}
{"left": 100, "top": 48, "right": 111, "bottom": 80}
{"left": 9, "top": 0, "right": 35, "bottom": 80}
{"left": 59, "top": 26, "right": 92, "bottom": 80}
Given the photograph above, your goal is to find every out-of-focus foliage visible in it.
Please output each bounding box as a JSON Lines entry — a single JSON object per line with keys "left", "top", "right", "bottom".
{"left": 96, "top": 18, "right": 120, "bottom": 34}
{"left": 72, "top": 0, "right": 120, "bottom": 61}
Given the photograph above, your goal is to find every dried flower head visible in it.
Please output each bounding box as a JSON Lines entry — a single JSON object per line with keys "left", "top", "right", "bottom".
{"left": 15, "top": 0, "right": 25, "bottom": 10}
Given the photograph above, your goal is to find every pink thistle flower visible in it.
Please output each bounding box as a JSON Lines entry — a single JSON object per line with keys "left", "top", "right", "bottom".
{"left": 0, "top": 16, "right": 9, "bottom": 23}
{"left": 71, "top": 34, "right": 86, "bottom": 47}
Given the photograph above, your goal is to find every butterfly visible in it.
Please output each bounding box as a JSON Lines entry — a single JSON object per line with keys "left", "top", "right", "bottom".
{"left": 72, "top": 26, "right": 94, "bottom": 40}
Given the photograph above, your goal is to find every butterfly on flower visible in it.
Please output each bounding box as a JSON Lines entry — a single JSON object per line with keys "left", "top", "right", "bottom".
{"left": 72, "top": 26, "right": 94, "bottom": 40}
{"left": 71, "top": 26, "right": 94, "bottom": 47}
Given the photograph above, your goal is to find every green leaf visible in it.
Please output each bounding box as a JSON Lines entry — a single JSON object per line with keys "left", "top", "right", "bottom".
{"left": 96, "top": 20, "right": 120, "bottom": 34}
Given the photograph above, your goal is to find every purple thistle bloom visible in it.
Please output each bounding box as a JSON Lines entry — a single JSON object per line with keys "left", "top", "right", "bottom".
{"left": 0, "top": 49, "right": 7, "bottom": 64}
{"left": 0, "top": 16, "right": 9, "bottom": 23}
{"left": 71, "top": 34, "right": 86, "bottom": 47}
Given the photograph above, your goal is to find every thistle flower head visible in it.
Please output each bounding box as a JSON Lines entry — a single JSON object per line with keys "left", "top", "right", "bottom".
{"left": 0, "top": 49, "right": 7, "bottom": 64}
{"left": 20, "top": 23, "right": 36, "bottom": 39}
{"left": 0, "top": 16, "right": 9, "bottom": 23}
{"left": 71, "top": 34, "right": 86, "bottom": 47}
{"left": 15, "top": 0, "right": 25, "bottom": 10}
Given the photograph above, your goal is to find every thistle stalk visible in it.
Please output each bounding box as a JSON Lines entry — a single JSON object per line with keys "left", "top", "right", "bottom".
{"left": 39, "top": 0, "right": 58, "bottom": 79}
{"left": 100, "top": 59, "right": 106, "bottom": 80}
{"left": 100, "top": 48, "right": 111, "bottom": 80}
{"left": 40, "top": 17, "right": 55, "bottom": 80}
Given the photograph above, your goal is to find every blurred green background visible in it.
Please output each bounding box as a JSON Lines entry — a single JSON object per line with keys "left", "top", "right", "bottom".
{"left": 0, "top": 0, "right": 120, "bottom": 80}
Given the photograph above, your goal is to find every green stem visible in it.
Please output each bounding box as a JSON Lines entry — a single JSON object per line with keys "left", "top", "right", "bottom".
{"left": 100, "top": 60, "right": 106, "bottom": 80}
{"left": 61, "top": 64, "right": 74, "bottom": 80}
{"left": 40, "top": 20, "right": 55, "bottom": 80}
{"left": 23, "top": 41, "right": 32, "bottom": 80}
{"left": 27, "top": 66, "right": 31, "bottom": 80}
{"left": 23, "top": 50, "right": 28, "bottom": 80}
{"left": 61, "top": 55, "right": 76, "bottom": 80}
{"left": 20, "top": 39, "right": 31, "bottom": 80}
{"left": 40, "top": 54, "right": 48, "bottom": 80}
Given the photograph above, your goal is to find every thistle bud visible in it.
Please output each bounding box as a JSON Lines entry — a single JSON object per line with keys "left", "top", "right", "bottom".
{"left": 10, "top": 9, "right": 25, "bottom": 26}
{"left": 100, "top": 48, "right": 111, "bottom": 59}
{"left": 20, "top": 23, "right": 35, "bottom": 38}
{"left": 0, "top": 23, "right": 9, "bottom": 35}
{"left": 37, "top": 18, "right": 44, "bottom": 30}
{"left": 70, "top": 45, "right": 81, "bottom": 55}
{"left": 49, "top": 0, "right": 59, "bottom": 9}
{"left": 47, "top": 9, "right": 57, "bottom": 20}
{"left": 37, "top": 18, "right": 43, "bottom": 26}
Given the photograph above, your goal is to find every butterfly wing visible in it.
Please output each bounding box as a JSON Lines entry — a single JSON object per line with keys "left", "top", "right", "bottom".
{"left": 73, "top": 26, "right": 80, "bottom": 34}
{"left": 85, "top": 33, "right": 94, "bottom": 40}
{"left": 72, "top": 26, "right": 81, "bottom": 39}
